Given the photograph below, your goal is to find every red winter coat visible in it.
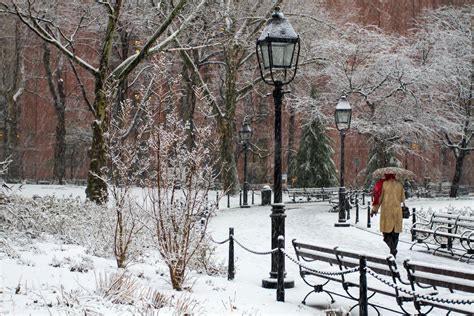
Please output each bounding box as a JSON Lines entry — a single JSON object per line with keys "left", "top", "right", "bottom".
{"left": 372, "top": 179, "right": 384, "bottom": 206}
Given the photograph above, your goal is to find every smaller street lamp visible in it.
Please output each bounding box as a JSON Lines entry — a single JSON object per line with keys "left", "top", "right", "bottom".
{"left": 334, "top": 95, "right": 352, "bottom": 227}
{"left": 239, "top": 121, "right": 252, "bottom": 208}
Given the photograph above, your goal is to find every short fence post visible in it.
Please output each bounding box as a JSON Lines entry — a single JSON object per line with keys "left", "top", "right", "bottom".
{"left": 239, "top": 190, "right": 242, "bottom": 206}
{"left": 346, "top": 197, "right": 351, "bottom": 220}
{"left": 411, "top": 208, "right": 416, "bottom": 242}
{"left": 216, "top": 192, "right": 219, "bottom": 210}
{"left": 276, "top": 235, "right": 285, "bottom": 302}
{"left": 252, "top": 190, "right": 255, "bottom": 205}
{"left": 355, "top": 200, "right": 359, "bottom": 224}
{"left": 359, "top": 255, "right": 368, "bottom": 316}
{"left": 362, "top": 193, "right": 366, "bottom": 205}
{"left": 228, "top": 227, "right": 235, "bottom": 280}
{"left": 367, "top": 205, "right": 371, "bottom": 228}
{"left": 227, "top": 193, "right": 230, "bottom": 208}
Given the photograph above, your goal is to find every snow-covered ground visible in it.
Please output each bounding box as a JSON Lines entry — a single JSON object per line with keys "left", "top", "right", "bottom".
{"left": 1, "top": 184, "right": 473, "bottom": 315}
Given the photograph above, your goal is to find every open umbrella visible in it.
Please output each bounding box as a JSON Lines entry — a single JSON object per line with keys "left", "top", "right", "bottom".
{"left": 372, "top": 167, "right": 416, "bottom": 181}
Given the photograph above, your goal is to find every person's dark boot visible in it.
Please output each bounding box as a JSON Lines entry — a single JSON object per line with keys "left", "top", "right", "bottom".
{"left": 390, "top": 248, "right": 397, "bottom": 258}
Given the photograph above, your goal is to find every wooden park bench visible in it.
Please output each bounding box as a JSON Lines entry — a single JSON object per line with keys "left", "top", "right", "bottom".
{"left": 411, "top": 212, "right": 474, "bottom": 261}
{"left": 292, "top": 239, "right": 420, "bottom": 315}
{"left": 403, "top": 259, "right": 474, "bottom": 315}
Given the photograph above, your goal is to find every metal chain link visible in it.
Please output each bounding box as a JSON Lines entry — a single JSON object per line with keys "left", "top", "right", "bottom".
{"left": 233, "top": 237, "right": 279, "bottom": 255}
{"left": 366, "top": 268, "right": 474, "bottom": 305}
{"left": 208, "top": 234, "right": 230, "bottom": 245}
{"left": 281, "top": 248, "right": 360, "bottom": 276}
{"left": 209, "top": 231, "right": 471, "bottom": 307}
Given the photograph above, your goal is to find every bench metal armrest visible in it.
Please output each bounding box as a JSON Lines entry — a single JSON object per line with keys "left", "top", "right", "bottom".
{"left": 433, "top": 225, "right": 455, "bottom": 244}
{"left": 412, "top": 215, "right": 431, "bottom": 227}
{"left": 433, "top": 225, "right": 455, "bottom": 235}
{"left": 460, "top": 230, "right": 474, "bottom": 249}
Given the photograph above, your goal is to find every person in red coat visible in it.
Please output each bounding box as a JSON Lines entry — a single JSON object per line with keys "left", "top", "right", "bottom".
{"left": 371, "top": 173, "right": 406, "bottom": 258}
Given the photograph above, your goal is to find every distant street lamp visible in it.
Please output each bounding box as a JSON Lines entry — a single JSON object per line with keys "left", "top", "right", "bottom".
{"left": 239, "top": 121, "right": 252, "bottom": 208}
{"left": 334, "top": 95, "right": 352, "bottom": 227}
{"left": 256, "top": 6, "right": 300, "bottom": 293}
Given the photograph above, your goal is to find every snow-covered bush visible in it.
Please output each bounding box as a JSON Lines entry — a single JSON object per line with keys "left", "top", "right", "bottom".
{"left": 142, "top": 107, "right": 220, "bottom": 290}
{"left": 2, "top": 195, "right": 125, "bottom": 258}
{"left": 188, "top": 236, "right": 226, "bottom": 277}
{"left": 105, "top": 93, "right": 156, "bottom": 268}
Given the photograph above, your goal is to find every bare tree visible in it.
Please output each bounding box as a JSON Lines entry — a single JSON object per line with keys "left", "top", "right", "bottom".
{"left": 175, "top": 0, "right": 280, "bottom": 193}
{"left": 315, "top": 23, "right": 430, "bottom": 185}
{"left": 42, "top": 42, "right": 67, "bottom": 184}
{"left": 407, "top": 6, "right": 472, "bottom": 196}
{"left": 0, "top": 13, "right": 24, "bottom": 181}
{"left": 1, "top": 0, "right": 208, "bottom": 203}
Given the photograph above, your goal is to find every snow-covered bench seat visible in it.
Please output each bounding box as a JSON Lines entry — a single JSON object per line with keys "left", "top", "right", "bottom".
{"left": 287, "top": 187, "right": 338, "bottom": 203}
{"left": 403, "top": 259, "right": 474, "bottom": 315}
{"left": 292, "top": 239, "right": 420, "bottom": 315}
{"left": 410, "top": 213, "right": 474, "bottom": 260}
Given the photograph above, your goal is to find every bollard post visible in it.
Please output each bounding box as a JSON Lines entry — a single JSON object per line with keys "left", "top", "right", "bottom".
{"left": 228, "top": 227, "right": 235, "bottom": 280}
{"left": 367, "top": 205, "right": 371, "bottom": 228}
{"left": 355, "top": 200, "right": 359, "bottom": 224}
{"left": 227, "top": 193, "right": 230, "bottom": 208}
{"left": 411, "top": 208, "right": 416, "bottom": 242}
{"left": 252, "top": 190, "right": 255, "bottom": 205}
{"left": 362, "top": 192, "right": 365, "bottom": 205}
{"left": 276, "top": 235, "right": 285, "bottom": 302}
{"left": 216, "top": 192, "right": 219, "bottom": 210}
{"left": 359, "top": 255, "right": 368, "bottom": 316}
{"left": 346, "top": 197, "right": 351, "bottom": 220}
{"left": 239, "top": 190, "right": 242, "bottom": 206}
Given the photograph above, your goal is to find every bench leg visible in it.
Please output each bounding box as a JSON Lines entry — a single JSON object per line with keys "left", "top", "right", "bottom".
{"left": 349, "top": 302, "right": 381, "bottom": 316}
{"left": 433, "top": 244, "right": 454, "bottom": 256}
{"left": 409, "top": 240, "right": 430, "bottom": 251}
{"left": 301, "top": 285, "right": 335, "bottom": 305}
{"left": 459, "top": 251, "right": 474, "bottom": 263}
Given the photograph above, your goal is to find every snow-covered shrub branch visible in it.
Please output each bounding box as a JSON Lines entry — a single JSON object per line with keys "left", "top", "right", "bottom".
{"left": 105, "top": 88, "right": 158, "bottom": 268}
{"left": 1, "top": 195, "right": 116, "bottom": 258}
{"left": 0, "top": 157, "right": 11, "bottom": 177}
{"left": 140, "top": 102, "right": 219, "bottom": 290}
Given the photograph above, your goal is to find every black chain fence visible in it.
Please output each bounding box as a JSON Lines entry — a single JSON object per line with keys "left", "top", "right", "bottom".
{"left": 208, "top": 229, "right": 473, "bottom": 312}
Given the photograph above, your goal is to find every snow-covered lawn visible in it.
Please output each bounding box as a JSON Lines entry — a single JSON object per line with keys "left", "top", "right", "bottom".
{"left": 1, "top": 185, "right": 473, "bottom": 315}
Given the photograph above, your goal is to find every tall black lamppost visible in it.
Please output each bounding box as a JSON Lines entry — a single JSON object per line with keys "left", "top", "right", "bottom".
{"left": 334, "top": 95, "right": 352, "bottom": 227}
{"left": 256, "top": 6, "right": 300, "bottom": 291}
{"left": 239, "top": 121, "right": 252, "bottom": 208}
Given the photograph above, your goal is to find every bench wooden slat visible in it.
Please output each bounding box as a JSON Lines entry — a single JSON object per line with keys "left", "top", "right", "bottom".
{"left": 297, "top": 249, "right": 340, "bottom": 266}
{"left": 292, "top": 239, "right": 414, "bottom": 314}
{"left": 404, "top": 260, "right": 474, "bottom": 293}
{"left": 405, "top": 260, "right": 474, "bottom": 281}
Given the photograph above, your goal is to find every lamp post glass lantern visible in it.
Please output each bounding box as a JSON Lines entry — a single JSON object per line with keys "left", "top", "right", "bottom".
{"left": 334, "top": 95, "right": 352, "bottom": 227}
{"left": 256, "top": 6, "right": 299, "bottom": 294}
{"left": 239, "top": 122, "right": 252, "bottom": 208}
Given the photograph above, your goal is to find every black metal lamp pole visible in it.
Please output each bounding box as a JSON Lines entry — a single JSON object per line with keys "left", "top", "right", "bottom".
{"left": 334, "top": 95, "right": 352, "bottom": 227}
{"left": 239, "top": 121, "right": 252, "bottom": 208}
{"left": 243, "top": 141, "right": 249, "bottom": 207}
{"left": 256, "top": 7, "right": 300, "bottom": 292}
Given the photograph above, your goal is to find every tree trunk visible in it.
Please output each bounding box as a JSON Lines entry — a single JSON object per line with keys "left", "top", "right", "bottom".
{"left": 219, "top": 51, "right": 240, "bottom": 194}
{"left": 5, "top": 93, "right": 20, "bottom": 181}
{"left": 86, "top": 88, "right": 109, "bottom": 203}
{"left": 180, "top": 51, "right": 198, "bottom": 149}
{"left": 219, "top": 117, "right": 239, "bottom": 193}
{"left": 1, "top": 20, "right": 23, "bottom": 181}
{"left": 449, "top": 150, "right": 466, "bottom": 197}
{"left": 54, "top": 105, "right": 66, "bottom": 184}
{"left": 43, "top": 43, "right": 67, "bottom": 184}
